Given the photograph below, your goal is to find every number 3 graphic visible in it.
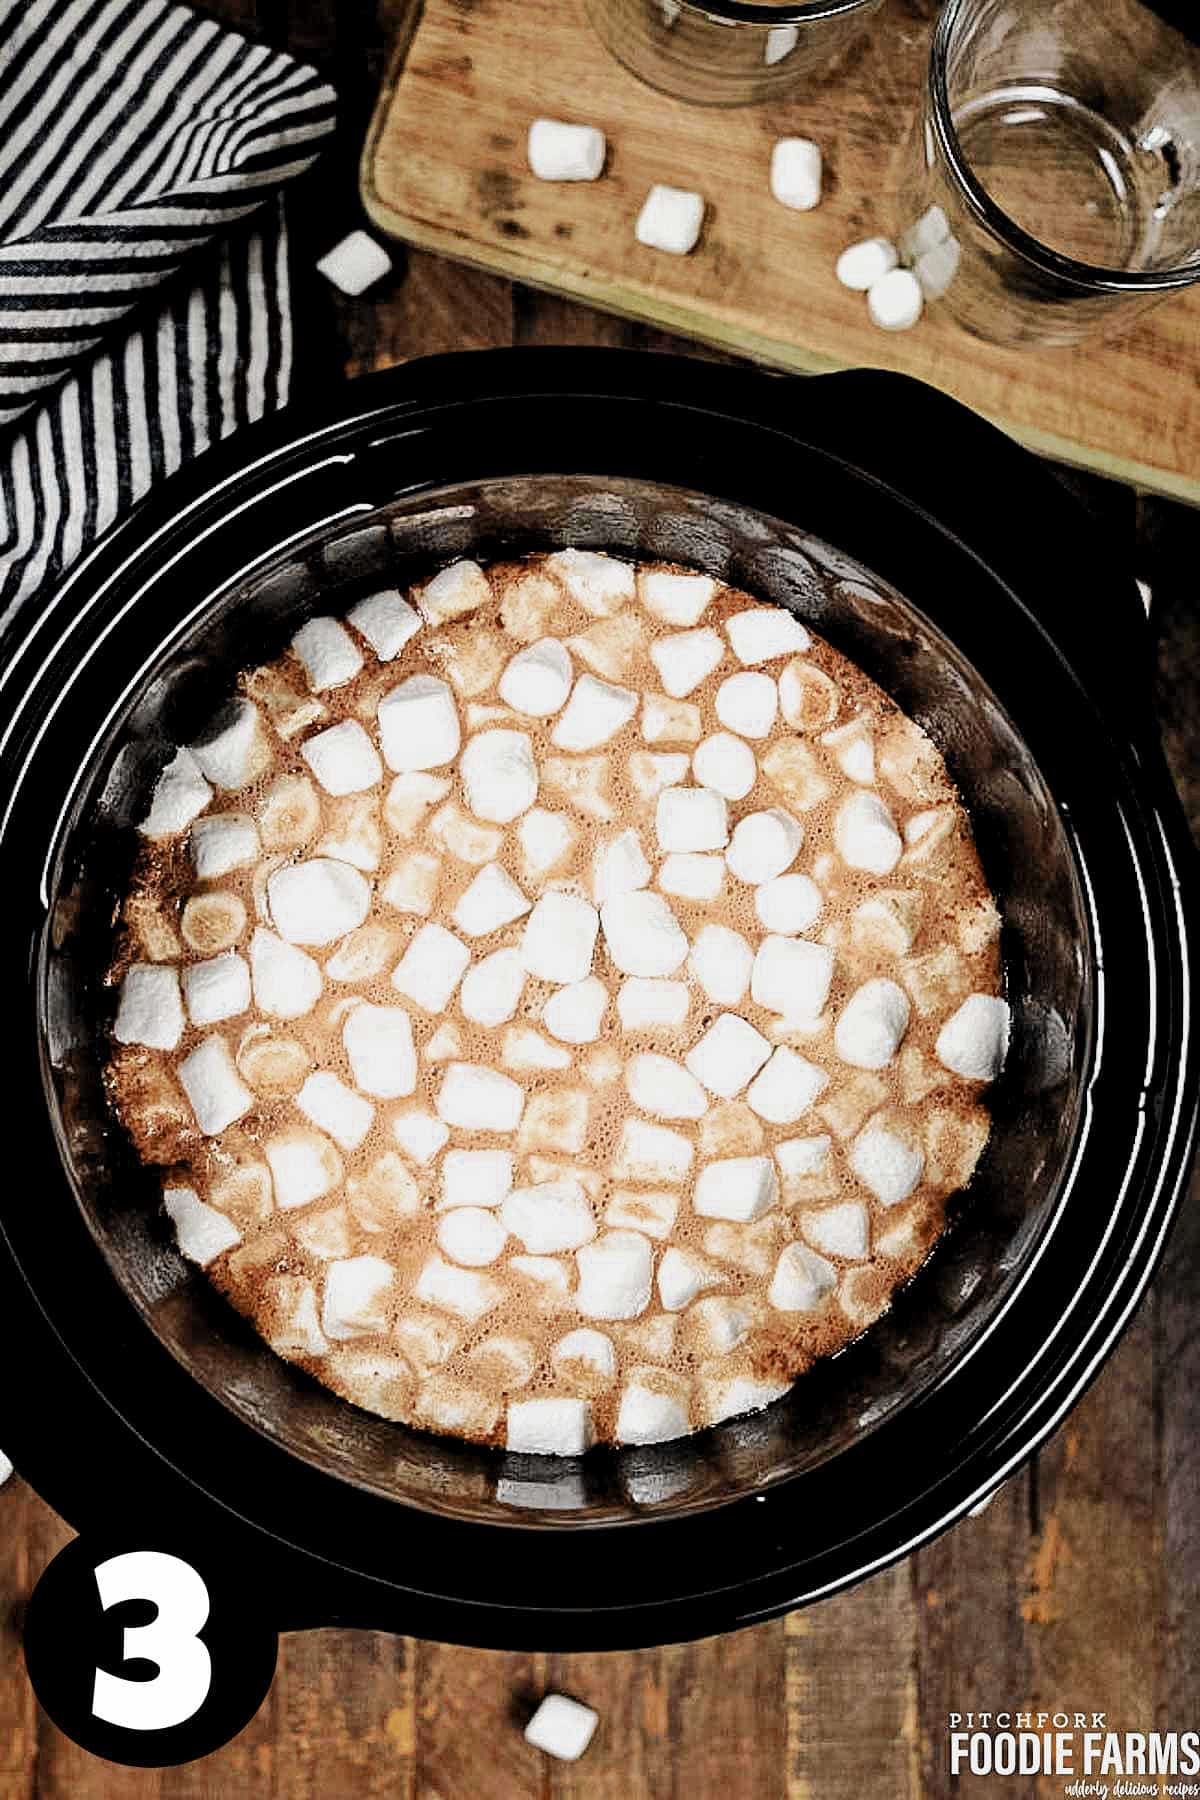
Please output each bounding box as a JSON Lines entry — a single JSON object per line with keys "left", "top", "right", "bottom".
{"left": 92, "top": 1552, "right": 213, "bottom": 1732}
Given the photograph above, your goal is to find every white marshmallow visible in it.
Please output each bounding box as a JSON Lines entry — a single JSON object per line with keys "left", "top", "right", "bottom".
{"left": 685, "top": 1012, "right": 771, "bottom": 1099}
{"left": 751, "top": 935, "right": 834, "bottom": 1020}
{"left": 114, "top": 964, "right": 184, "bottom": 1050}
{"left": 616, "top": 977, "right": 689, "bottom": 1029}
{"left": 775, "top": 1133, "right": 832, "bottom": 1185}
{"left": 452, "top": 862, "right": 531, "bottom": 938}
{"left": 140, "top": 747, "right": 212, "bottom": 837}
{"left": 823, "top": 722, "right": 875, "bottom": 785}
{"left": 292, "top": 617, "right": 363, "bottom": 690}
{"left": 346, "top": 588, "right": 420, "bottom": 660}
{"left": 698, "top": 1370, "right": 790, "bottom": 1427}
{"left": 438, "top": 1207, "right": 507, "bottom": 1267}
{"left": 499, "top": 638, "right": 573, "bottom": 717}
{"left": 300, "top": 720, "right": 382, "bottom": 796}
{"left": 693, "top": 1155, "right": 778, "bottom": 1221}
{"left": 726, "top": 807, "right": 802, "bottom": 884}
{"left": 524, "top": 1693, "right": 599, "bottom": 1762}
{"left": 576, "top": 1230, "right": 653, "bottom": 1319}
{"left": 726, "top": 607, "right": 811, "bottom": 665}
{"left": 414, "top": 1255, "right": 503, "bottom": 1323}
{"left": 385, "top": 771, "right": 453, "bottom": 836}
{"left": 914, "top": 234, "right": 961, "bottom": 300}
{"left": 0, "top": 1450, "right": 12, "bottom": 1488}
{"left": 315, "top": 230, "right": 392, "bottom": 297}
{"left": 503, "top": 1179, "right": 596, "bottom": 1253}
{"left": 392, "top": 1109, "right": 449, "bottom": 1164}
{"left": 899, "top": 203, "right": 951, "bottom": 262}
{"left": 418, "top": 559, "right": 491, "bottom": 625}
{"left": 509, "top": 1255, "right": 573, "bottom": 1310}
{"left": 689, "top": 1295, "right": 756, "bottom": 1355}
{"left": 600, "top": 889, "right": 688, "bottom": 977}
{"left": 342, "top": 1002, "right": 416, "bottom": 1098}
{"left": 768, "top": 1242, "right": 836, "bottom": 1311}
{"left": 803, "top": 1200, "right": 870, "bottom": 1260}
{"left": 460, "top": 946, "right": 526, "bottom": 1026}
{"left": 626, "top": 1052, "right": 708, "bottom": 1120}
{"left": 658, "top": 1247, "right": 722, "bottom": 1311}
{"left": 658, "top": 853, "right": 723, "bottom": 900}
{"left": 182, "top": 951, "right": 251, "bottom": 1026}
{"left": 692, "top": 732, "right": 756, "bottom": 801}
{"left": 190, "top": 700, "right": 265, "bottom": 791}
{"left": 689, "top": 923, "right": 753, "bottom": 1005}
{"left": 936, "top": 994, "right": 1010, "bottom": 1081}
{"left": 503, "top": 1026, "right": 572, "bottom": 1072}
{"left": 522, "top": 890, "right": 599, "bottom": 983}
{"left": 296, "top": 1070, "right": 375, "bottom": 1151}
{"left": 593, "top": 828, "right": 651, "bottom": 905}
{"left": 178, "top": 1036, "right": 254, "bottom": 1135}
{"left": 547, "top": 549, "right": 635, "bottom": 615}
{"left": 265, "top": 1126, "right": 341, "bottom": 1208}
{"left": 543, "top": 976, "right": 608, "bottom": 1044}
{"left": 613, "top": 1117, "right": 693, "bottom": 1183}
{"left": 641, "top": 693, "right": 702, "bottom": 744}
{"left": 191, "top": 812, "right": 259, "bottom": 881}
{"left": 851, "top": 1118, "right": 924, "bottom": 1205}
{"left": 604, "top": 1190, "right": 678, "bottom": 1239}
{"left": 250, "top": 927, "right": 323, "bottom": 1018}
{"left": 649, "top": 627, "right": 724, "bottom": 698}
{"left": 616, "top": 1378, "right": 689, "bottom": 1445}
{"left": 655, "top": 784, "right": 728, "bottom": 853}
{"left": 769, "top": 137, "right": 822, "bottom": 212}
{"left": 518, "top": 807, "right": 575, "bottom": 878}
{"left": 746, "top": 1046, "right": 828, "bottom": 1124}
{"left": 163, "top": 1185, "right": 240, "bottom": 1267}
{"left": 834, "top": 978, "right": 911, "bottom": 1069}
{"left": 527, "top": 117, "right": 607, "bottom": 182}
{"left": 868, "top": 267, "right": 924, "bottom": 331}
{"left": 755, "top": 873, "right": 822, "bottom": 934}
{"left": 628, "top": 750, "right": 690, "bottom": 798}
{"left": 436, "top": 1061, "right": 525, "bottom": 1133}
{"left": 552, "top": 674, "right": 637, "bottom": 750}
{"left": 440, "top": 1149, "right": 513, "bottom": 1211}
{"left": 391, "top": 921, "right": 470, "bottom": 1011}
{"left": 714, "top": 670, "right": 777, "bottom": 739}
{"left": 269, "top": 858, "right": 370, "bottom": 945}
{"left": 552, "top": 1328, "right": 617, "bottom": 1382}
{"left": 461, "top": 728, "right": 539, "bottom": 824}
{"left": 322, "top": 1255, "right": 395, "bottom": 1339}
{"left": 836, "top": 235, "right": 899, "bottom": 291}
{"left": 636, "top": 184, "right": 705, "bottom": 256}
{"left": 377, "top": 675, "right": 461, "bottom": 772}
{"left": 637, "top": 570, "right": 716, "bottom": 630}
{"left": 765, "top": 21, "right": 798, "bottom": 62}
{"left": 508, "top": 1398, "right": 594, "bottom": 1459}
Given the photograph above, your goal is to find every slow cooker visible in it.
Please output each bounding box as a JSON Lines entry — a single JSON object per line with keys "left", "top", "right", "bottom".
{"left": 0, "top": 349, "right": 1194, "bottom": 1650}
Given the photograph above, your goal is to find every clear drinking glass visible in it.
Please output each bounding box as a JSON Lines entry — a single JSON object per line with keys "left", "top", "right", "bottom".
{"left": 584, "top": 0, "right": 884, "bottom": 107}
{"left": 895, "top": 0, "right": 1200, "bottom": 345}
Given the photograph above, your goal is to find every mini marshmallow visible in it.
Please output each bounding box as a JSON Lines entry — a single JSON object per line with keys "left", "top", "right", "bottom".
{"left": 178, "top": 1035, "right": 254, "bottom": 1135}
{"left": 342, "top": 1002, "right": 416, "bottom": 1098}
{"left": 726, "top": 807, "right": 802, "bottom": 884}
{"left": 414, "top": 1255, "right": 503, "bottom": 1324}
{"left": 613, "top": 1117, "right": 693, "bottom": 1183}
{"left": 452, "top": 862, "right": 531, "bottom": 938}
{"left": 346, "top": 588, "right": 420, "bottom": 660}
{"left": 658, "top": 1247, "right": 722, "bottom": 1311}
{"left": 525, "top": 1694, "right": 600, "bottom": 1762}
{"left": 322, "top": 1255, "right": 396, "bottom": 1339}
{"left": 391, "top": 922, "right": 470, "bottom": 1011}
{"left": 769, "top": 137, "right": 822, "bottom": 212}
{"left": 686, "top": 1013, "right": 772, "bottom": 1099}
{"left": 629, "top": 750, "right": 690, "bottom": 798}
{"left": 297, "top": 1071, "right": 375, "bottom": 1151}
{"left": 546, "top": 549, "right": 636, "bottom": 615}
{"left": 635, "top": 184, "right": 705, "bottom": 256}
{"left": 265, "top": 1126, "right": 342, "bottom": 1209}
{"left": 649, "top": 626, "right": 724, "bottom": 697}
{"left": 639, "top": 568, "right": 717, "bottom": 626}
{"left": 460, "top": 946, "right": 526, "bottom": 1026}
{"left": 182, "top": 951, "right": 251, "bottom": 1026}
{"left": 552, "top": 1328, "right": 617, "bottom": 1382}
{"left": 641, "top": 693, "right": 702, "bottom": 744}
{"left": 509, "top": 1255, "right": 573, "bottom": 1311}
{"left": 593, "top": 828, "right": 651, "bottom": 905}
{"left": 437, "top": 1207, "right": 507, "bottom": 1267}
{"left": 616, "top": 1377, "right": 690, "bottom": 1445}
{"left": 419, "top": 559, "right": 492, "bottom": 626}
{"left": 693, "top": 1155, "right": 778, "bottom": 1221}
{"left": 269, "top": 858, "right": 370, "bottom": 945}
{"left": 385, "top": 772, "right": 453, "bottom": 837}
{"left": 163, "top": 1185, "right": 241, "bottom": 1266}
{"left": 439, "top": 1149, "right": 514, "bottom": 1213}
{"left": 250, "top": 927, "right": 323, "bottom": 1018}
{"left": 616, "top": 978, "right": 689, "bottom": 1030}
{"left": 802, "top": 1200, "right": 870, "bottom": 1260}
{"left": 658, "top": 853, "right": 723, "bottom": 900}
{"left": 689, "top": 1295, "right": 756, "bottom": 1356}
{"left": 519, "top": 807, "right": 575, "bottom": 877}
{"left": 868, "top": 267, "right": 924, "bottom": 332}
{"left": 291, "top": 617, "right": 363, "bottom": 690}
{"left": 140, "top": 748, "right": 212, "bottom": 837}
{"left": 114, "top": 964, "right": 184, "bottom": 1049}
{"left": 935, "top": 994, "right": 1010, "bottom": 1081}
{"left": 392, "top": 1109, "right": 449, "bottom": 1164}
{"left": 689, "top": 923, "right": 754, "bottom": 1005}
{"left": 576, "top": 1230, "right": 653, "bottom": 1319}
{"left": 655, "top": 784, "right": 728, "bottom": 853}
{"left": 543, "top": 976, "right": 608, "bottom": 1044}
{"left": 834, "top": 978, "right": 911, "bottom": 1069}
{"left": 190, "top": 699, "right": 267, "bottom": 790}
{"left": 755, "top": 873, "right": 822, "bottom": 934}
{"left": 463, "top": 730, "right": 541, "bottom": 829}
{"left": 508, "top": 1398, "right": 594, "bottom": 1457}
{"left": 746, "top": 1046, "right": 828, "bottom": 1125}
{"left": 765, "top": 21, "right": 798, "bottom": 62}
{"left": 851, "top": 1117, "right": 924, "bottom": 1205}
{"left": 714, "top": 670, "right": 778, "bottom": 739}
{"left": 300, "top": 720, "right": 382, "bottom": 796}
{"left": 778, "top": 659, "right": 838, "bottom": 734}
{"left": 600, "top": 889, "right": 687, "bottom": 976}
{"left": 913, "top": 234, "right": 961, "bottom": 300}
{"left": 834, "top": 791, "right": 903, "bottom": 874}
{"left": 190, "top": 812, "right": 259, "bottom": 879}
{"left": 436, "top": 1061, "right": 525, "bottom": 1133}
{"left": 836, "top": 235, "right": 899, "bottom": 291}
{"left": 899, "top": 203, "right": 951, "bottom": 263}
{"left": 776, "top": 1133, "right": 832, "bottom": 1186}
{"left": 503, "top": 1180, "right": 596, "bottom": 1254}
{"left": 377, "top": 675, "right": 461, "bottom": 772}
{"left": 315, "top": 230, "right": 392, "bottom": 296}
{"left": 503, "top": 1027, "right": 572, "bottom": 1072}
{"left": 627, "top": 1052, "right": 708, "bottom": 1120}
{"left": 382, "top": 849, "right": 441, "bottom": 916}
{"left": 726, "top": 606, "right": 811, "bottom": 664}
{"left": 552, "top": 674, "right": 637, "bottom": 750}
{"left": 604, "top": 1189, "right": 678, "bottom": 1239}
{"left": 751, "top": 935, "right": 835, "bottom": 1020}
{"left": 693, "top": 732, "right": 757, "bottom": 800}
{"left": 527, "top": 116, "right": 606, "bottom": 181}
{"left": 698, "top": 1371, "right": 790, "bottom": 1427}
{"left": 768, "top": 1242, "right": 836, "bottom": 1311}
{"left": 499, "top": 637, "right": 573, "bottom": 717}
{"left": 522, "top": 890, "right": 599, "bottom": 983}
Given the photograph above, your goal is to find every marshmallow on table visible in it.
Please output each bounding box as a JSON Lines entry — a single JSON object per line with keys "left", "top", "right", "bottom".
{"left": 525, "top": 1694, "right": 600, "bottom": 1762}
{"left": 803, "top": 1200, "right": 870, "bottom": 1260}
{"left": 437, "top": 1207, "right": 508, "bottom": 1267}
{"left": 726, "top": 807, "right": 803, "bottom": 884}
{"left": 899, "top": 203, "right": 951, "bottom": 264}
{"left": 600, "top": 889, "right": 688, "bottom": 976}
{"left": 460, "top": 728, "right": 539, "bottom": 824}
{"left": 617, "top": 977, "right": 689, "bottom": 1029}
{"left": 593, "top": 828, "right": 651, "bottom": 904}
{"left": 693, "top": 732, "right": 757, "bottom": 800}
{"left": 164, "top": 1185, "right": 241, "bottom": 1266}
{"left": 751, "top": 935, "right": 835, "bottom": 1019}
{"left": 440, "top": 1148, "right": 514, "bottom": 1210}
{"left": 914, "top": 234, "right": 961, "bottom": 300}
{"left": 265, "top": 1126, "right": 342, "bottom": 1209}
{"left": 714, "top": 670, "right": 778, "bottom": 738}
{"left": 316, "top": 230, "right": 392, "bottom": 297}
{"left": 499, "top": 638, "right": 573, "bottom": 716}
{"left": 508, "top": 1398, "right": 594, "bottom": 1458}
{"left": 502, "top": 1180, "right": 597, "bottom": 1253}
{"left": 765, "top": 21, "right": 798, "bottom": 63}
{"left": 616, "top": 1377, "right": 690, "bottom": 1445}
{"left": 191, "top": 812, "right": 259, "bottom": 879}
{"left": 178, "top": 1036, "right": 255, "bottom": 1135}
{"left": 547, "top": 550, "right": 636, "bottom": 615}
{"left": 182, "top": 951, "right": 251, "bottom": 1026}
{"left": 269, "top": 858, "right": 370, "bottom": 945}
{"left": 140, "top": 748, "right": 212, "bottom": 838}
{"left": 726, "top": 605, "right": 812, "bottom": 665}
{"left": 377, "top": 675, "right": 461, "bottom": 773}
{"left": 522, "top": 890, "right": 599, "bottom": 983}
{"left": 936, "top": 993, "right": 1010, "bottom": 1080}
{"left": 769, "top": 137, "right": 822, "bottom": 212}
{"left": 768, "top": 1242, "right": 836, "bottom": 1311}
{"left": 436, "top": 1061, "right": 525, "bottom": 1133}
{"left": 418, "top": 559, "right": 492, "bottom": 625}
{"left": 342, "top": 1002, "right": 416, "bottom": 1098}
{"left": 694, "top": 1155, "right": 778, "bottom": 1221}
{"left": 300, "top": 720, "right": 382, "bottom": 796}
{"left": 190, "top": 699, "right": 266, "bottom": 790}
{"left": 655, "top": 784, "right": 728, "bottom": 852}
{"left": 834, "top": 790, "right": 903, "bottom": 874}
{"left": 114, "top": 964, "right": 184, "bottom": 1049}
{"left": 543, "top": 976, "right": 608, "bottom": 1044}
{"left": 575, "top": 1230, "right": 653, "bottom": 1319}
{"left": 452, "top": 862, "right": 531, "bottom": 937}
{"left": 635, "top": 185, "right": 706, "bottom": 257}
{"left": 836, "top": 236, "right": 899, "bottom": 291}
{"left": 658, "top": 853, "right": 723, "bottom": 900}
{"left": 755, "top": 872, "right": 822, "bottom": 934}
{"left": 392, "top": 1109, "right": 449, "bottom": 1165}
{"left": 250, "top": 927, "right": 323, "bottom": 1018}
{"left": 746, "top": 1046, "right": 828, "bottom": 1124}
{"left": 626, "top": 1052, "right": 708, "bottom": 1120}
{"left": 689, "top": 923, "right": 753, "bottom": 1005}
{"left": 460, "top": 946, "right": 526, "bottom": 1025}
{"left": 291, "top": 618, "right": 364, "bottom": 691}
{"left": 527, "top": 118, "right": 607, "bottom": 182}
{"left": 834, "top": 978, "right": 911, "bottom": 1069}
{"left": 297, "top": 1071, "right": 374, "bottom": 1151}
{"left": 649, "top": 627, "right": 724, "bottom": 697}
{"left": 851, "top": 1117, "right": 924, "bottom": 1205}
{"left": 686, "top": 1012, "right": 772, "bottom": 1099}
{"left": 868, "top": 267, "right": 924, "bottom": 332}
{"left": 552, "top": 674, "right": 637, "bottom": 750}
{"left": 346, "top": 587, "right": 420, "bottom": 660}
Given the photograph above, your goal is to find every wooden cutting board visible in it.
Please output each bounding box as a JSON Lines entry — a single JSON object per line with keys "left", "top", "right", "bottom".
{"left": 362, "top": 0, "right": 1200, "bottom": 502}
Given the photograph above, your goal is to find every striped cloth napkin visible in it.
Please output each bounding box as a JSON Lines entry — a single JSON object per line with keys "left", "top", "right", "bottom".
{"left": 0, "top": 0, "right": 337, "bottom": 634}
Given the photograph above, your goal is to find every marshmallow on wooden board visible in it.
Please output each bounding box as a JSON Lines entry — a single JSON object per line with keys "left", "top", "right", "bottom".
{"left": 268, "top": 858, "right": 370, "bottom": 945}
{"left": 936, "top": 994, "right": 1011, "bottom": 1081}
{"left": 300, "top": 719, "right": 382, "bottom": 796}
{"left": 377, "top": 675, "right": 461, "bottom": 772}
{"left": 522, "top": 890, "right": 599, "bottom": 983}
{"left": 802, "top": 1200, "right": 870, "bottom": 1260}
{"left": 346, "top": 587, "right": 420, "bottom": 660}
{"left": 190, "top": 699, "right": 268, "bottom": 790}
{"left": 191, "top": 812, "right": 259, "bottom": 879}
{"left": 689, "top": 923, "right": 754, "bottom": 1005}
{"left": 114, "top": 964, "right": 185, "bottom": 1050}
{"left": 626, "top": 1052, "right": 708, "bottom": 1120}
{"left": 178, "top": 1035, "right": 255, "bottom": 1135}
{"left": 726, "top": 606, "right": 811, "bottom": 664}
{"left": 657, "top": 1246, "right": 723, "bottom": 1311}
{"left": 693, "top": 1155, "right": 778, "bottom": 1221}
{"left": 508, "top": 1397, "right": 595, "bottom": 1458}
{"left": 755, "top": 872, "right": 822, "bottom": 934}
{"left": 525, "top": 1694, "right": 600, "bottom": 1762}
{"left": 292, "top": 617, "right": 364, "bottom": 691}
{"left": 452, "top": 862, "right": 531, "bottom": 937}
{"left": 392, "top": 1109, "right": 449, "bottom": 1165}
{"left": 265, "top": 1126, "right": 342, "bottom": 1209}
{"left": 600, "top": 889, "right": 688, "bottom": 977}
{"left": 502, "top": 1180, "right": 597, "bottom": 1254}
{"left": 746, "top": 1046, "right": 828, "bottom": 1125}
{"left": 686, "top": 1012, "right": 772, "bottom": 1099}
{"left": 649, "top": 626, "right": 724, "bottom": 697}
{"left": 692, "top": 731, "right": 756, "bottom": 800}
{"left": 250, "top": 927, "right": 323, "bottom": 1018}
{"left": 725, "top": 807, "right": 802, "bottom": 884}
{"left": 658, "top": 853, "right": 724, "bottom": 900}
{"left": 576, "top": 1230, "right": 653, "bottom": 1319}
{"left": 836, "top": 236, "right": 899, "bottom": 291}
{"left": 751, "top": 934, "right": 834, "bottom": 1019}
{"left": 714, "top": 670, "right": 778, "bottom": 739}
{"left": 296, "top": 1070, "right": 375, "bottom": 1151}
{"left": 543, "top": 976, "right": 608, "bottom": 1044}
{"left": 527, "top": 117, "right": 607, "bottom": 182}
{"left": 769, "top": 137, "right": 822, "bottom": 212}
{"left": 616, "top": 977, "right": 689, "bottom": 1029}
{"left": 613, "top": 1117, "right": 693, "bottom": 1183}
{"left": 315, "top": 230, "right": 392, "bottom": 296}
{"left": 834, "top": 978, "right": 911, "bottom": 1069}
{"left": 765, "top": 21, "right": 798, "bottom": 62}
{"left": 418, "top": 559, "right": 491, "bottom": 625}
{"left": 850, "top": 1117, "right": 924, "bottom": 1205}
{"left": 437, "top": 1206, "right": 508, "bottom": 1267}
{"left": 140, "top": 748, "right": 212, "bottom": 838}
{"left": 163, "top": 1185, "right": 241, "bottom": 1267}
{"left": 636, "top": 184, "right": 705, "bottom": 256}
{"left": 461, "top": 728, "right": 539, "bottom": 823}
{"left": 439, "top": 1148, "right": 514, "bottom": 1212}
{"left": 391, "top": 922, "right": 471, "bottom": 1011}
{"left": 868, "top": 267, "right": 924, "bottom": 332}
{"left": 768, "top": 1241, "right": 836, "bottom": 1311}
{"left": 546, "top": 549, "right": 636, "bottom": 615}
{"left": 552, "top": 674, "right": 637, "bottom": 750}
{"left": 342, "top": 1001, "right": 417, "bottom": 1098}
{"left": 182, "top": 951, "right": 251, "bottom": 1026}
{"left": 460, "top": 946, "right": 526, "bottom": 1026}
{"left": 616, "top": 1376, "right": 690, "bottom": 1445}
{"left": 593, "top": 828, "right": 651, "bottom": 905}
{"left": 499, "top": 637, "right": 573, "bottom": 716}
{"left": 436, "top": 1061, "right": 525, "bottom": 1133}
{"left": 655, "top": 784, "right": 729, "bottom": 853}
{"left": 322, "top": 1256, "right": 395, "bottom": 1339}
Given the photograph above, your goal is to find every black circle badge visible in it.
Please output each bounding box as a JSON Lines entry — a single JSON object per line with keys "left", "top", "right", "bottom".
{"left": 23, "top": 1534, "right": 278, "bottom": 1767}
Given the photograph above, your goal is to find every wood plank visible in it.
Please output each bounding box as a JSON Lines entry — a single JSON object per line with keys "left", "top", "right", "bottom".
{"left": 414, "top": 1645, "right": 547, "bottom": 1800}
{"left": 267, "top": 1630, "right": 415, "bottom": 1798}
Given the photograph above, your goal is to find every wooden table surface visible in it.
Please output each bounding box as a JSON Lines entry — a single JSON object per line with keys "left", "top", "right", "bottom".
{"left": 2, "top": 3, "right": 1198, "bottom": 1794}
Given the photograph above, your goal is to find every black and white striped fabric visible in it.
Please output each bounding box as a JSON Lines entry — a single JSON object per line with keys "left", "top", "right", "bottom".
{"left": 0, "top": 0, "right": 337, "bottom": 632}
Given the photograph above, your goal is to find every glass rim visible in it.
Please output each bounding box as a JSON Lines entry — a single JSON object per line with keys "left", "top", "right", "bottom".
{"left": 930, "top": 0, "right": 1200, "bottom": 293}
{"left": 674, "top": 0, "right": 877, "bottom": 26}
